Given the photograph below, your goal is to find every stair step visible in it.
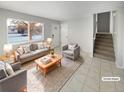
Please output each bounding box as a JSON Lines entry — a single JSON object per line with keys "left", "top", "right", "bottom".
{"left": 95, "top": 45, "right": 114, "bottom": 52}
{"left": 95, "top": 39, "right": 113, "bottom": 43}
{"left": 94, "top": 49, "right": 115, "bottom": 57}
{"left": 96, "top": 34, "right": 112, "bottom": 39}
{"left": 95, "top": 42, "right": 113, "bottom": 47}
{"left": 94, "top": 53, "right": 115, "bottom": 61}
{"left": 96, "top": 35, "right": 112, "bottom": 39}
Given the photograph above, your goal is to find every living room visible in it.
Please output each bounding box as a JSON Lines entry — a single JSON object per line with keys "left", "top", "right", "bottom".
{"left": 0, "top": 1, "right": 124, "bottom": 92}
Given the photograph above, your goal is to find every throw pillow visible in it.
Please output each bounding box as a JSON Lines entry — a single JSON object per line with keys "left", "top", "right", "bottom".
{"left": 22, "top": 45, "right": 31, "bottom": 54}
{"left": 0, "top": 69, "right": 7, "bottom": 80}
{"left": 17, "top": 46, "right": 24, "bottom": 55}
{"left": 30, "top": 44, "right": 38, "bottom": 51}
{"left": 37, "top": 43, "right": 44, "bottom": 49}
{"left": 0, "top": 61, "right": 8, "bottom": 77}
{"left": 68, "top": 44, "right": 77, "bottom": 50}
{"left": 5, "top": 63, "right": 14, "bottom": 76}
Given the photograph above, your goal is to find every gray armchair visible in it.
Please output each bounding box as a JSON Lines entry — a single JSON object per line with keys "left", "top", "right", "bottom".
{"left": 0, "top": 62, "right": 27, "bottom": 92}
{"left": 62, "top": 43, "right": 80, "bottom": 60}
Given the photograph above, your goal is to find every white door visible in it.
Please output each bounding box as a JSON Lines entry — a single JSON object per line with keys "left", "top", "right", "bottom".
{"left": 51, "top": 24, "right": 60, "bottom": 48}
{"left": 61, "top": 23, "right": 68, "bottom": 46}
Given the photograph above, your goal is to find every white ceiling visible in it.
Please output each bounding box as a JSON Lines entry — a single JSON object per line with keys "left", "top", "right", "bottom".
{"left": 0, "top": 1, "right": 124, "bottom": 21}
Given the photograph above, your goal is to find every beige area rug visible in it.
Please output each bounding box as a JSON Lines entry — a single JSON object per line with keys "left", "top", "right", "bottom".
{"left": 26, "top": 57, "right": 83, "bottom": 92}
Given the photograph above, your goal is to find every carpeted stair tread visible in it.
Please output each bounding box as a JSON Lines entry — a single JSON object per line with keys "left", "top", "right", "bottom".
{"left": 94, "top": 53, "right": 115, "bottom": 61}
{"left": 94, "top": 33, "right": 115, "bottom": 61}
{"left": 94, "top": 49, "right": 115, "bottom": 57}
{"left": 95, "top": 45, "right": 114, "bottom": 52}
{"left": 95, "top": 42, "right": 113, "bottom": 47}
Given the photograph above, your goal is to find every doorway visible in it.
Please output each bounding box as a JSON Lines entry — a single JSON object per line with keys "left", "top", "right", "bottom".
{"left": 97, "top": 12, "right": 110, "bottom": 33}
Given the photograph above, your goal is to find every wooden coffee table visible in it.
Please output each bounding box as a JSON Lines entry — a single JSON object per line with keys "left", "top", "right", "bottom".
{"left": 35, "top": 54, "right": 63, "bottom": 77}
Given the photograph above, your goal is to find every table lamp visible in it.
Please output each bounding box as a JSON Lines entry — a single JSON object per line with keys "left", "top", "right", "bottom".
{"left": 47, "top": 38, "right": 52, "bottom": 48}
{"left": 3, "top": 44, "right": 13, "bottom": 57}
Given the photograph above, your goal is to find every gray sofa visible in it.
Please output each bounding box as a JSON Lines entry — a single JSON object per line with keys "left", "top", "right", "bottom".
{"left": 15, "top": 43, "right": 50, "bottom": 64}
{"left": 62, "top": 43, "right": 80, "bottom": 60}
{"left": 0, "top": 62, "right": 27, "bottom": 92}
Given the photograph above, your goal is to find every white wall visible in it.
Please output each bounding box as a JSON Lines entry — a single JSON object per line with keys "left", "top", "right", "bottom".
{"left": 113, "top": 8, "right": 124, "bottom": 68}
{"left": 51, "top": 23, "right": 61, "bottom": 48}
{"left": 0, "top": 8, "right": 60, "bottom": 55}
{"left": 61, "top": 22, "right": 68, "bottom": 46}
{"left": 67, "top": 16, "right": 93, "bottom": 57}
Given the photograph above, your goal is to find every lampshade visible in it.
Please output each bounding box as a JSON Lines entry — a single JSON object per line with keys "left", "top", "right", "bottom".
{"left": 47, "top": 38, "right": 52, "bottom": 44}
{"left": 3, "top": 44, "right": 13, "bottom": 54}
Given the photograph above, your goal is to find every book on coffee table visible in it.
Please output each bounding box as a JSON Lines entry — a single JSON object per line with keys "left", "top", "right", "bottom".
{"left": 40, "top": 56, "right": 51, "bottom": 64}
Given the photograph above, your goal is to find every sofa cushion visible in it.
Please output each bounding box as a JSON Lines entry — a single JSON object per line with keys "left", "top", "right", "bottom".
{"left": 30, "top": 44, "right": 38, "bottom": 51}
{"left": 62, "top": 50, "right": 74, "bottom": 56}
{"left": 20, "top": 53, "right": 33, "bottom": 59}
{"left": 0, "top": 69, "right": 7, "bottom": 80}
{"left": 20, "top": 48, "right": 48, "bottom": 60}
{"left": 11, "top": 62, "right": 21, "bottom": 72}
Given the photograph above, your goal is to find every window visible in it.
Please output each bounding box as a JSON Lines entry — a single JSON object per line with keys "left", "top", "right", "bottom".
{"left": 30, "top": 22, "right": 44, "bottom": 41}
{"left": 7, "top": 18, "right": 44, "bottom": 44}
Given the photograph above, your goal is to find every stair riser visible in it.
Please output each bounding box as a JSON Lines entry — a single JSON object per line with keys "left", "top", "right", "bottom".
{"left": 96, "top": 37, "right": 112, "bottom": 41}
{"left": 96, "top": 34, "right": 112, "bottom": 36}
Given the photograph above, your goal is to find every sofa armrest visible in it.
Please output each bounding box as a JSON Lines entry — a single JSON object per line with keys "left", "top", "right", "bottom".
{"left": 14, "top": 51, "right": 20, "bottom": 62}
{"left": 0, "top": 69, "right": 27, "bottom": 92}
{"left": 62, "top": 45, "right": 68, "bottom": 51}
{"left": 11, "top": 62, "right": 21, "bottom": 72}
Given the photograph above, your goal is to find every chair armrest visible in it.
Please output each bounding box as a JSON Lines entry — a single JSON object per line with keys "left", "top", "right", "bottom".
{"left": 0, "top": 69, "right": 27, "bottom": 92}
{"left": 11, "top": 62, "right": 21, "bottom": 72}
{"left": 74, "top": 46, "right": 80, "bottom": 56}
{"left": 62, "top": 45, "right": 68, "bottom": 50}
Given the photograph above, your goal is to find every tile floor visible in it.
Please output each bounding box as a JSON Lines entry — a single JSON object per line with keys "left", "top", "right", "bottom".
{"left": 60, "top": 57, "right": 124, "bottom": 92}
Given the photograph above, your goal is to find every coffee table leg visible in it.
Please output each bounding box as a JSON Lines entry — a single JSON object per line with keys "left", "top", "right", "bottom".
{"left": 44, "top": 69, "right": 47, "bottom": 77}
{"left": 36, "top": 64, "right": 38, "bottom": 70}
{"left": 60, "top": 60, "right": 61, "bottom": 67}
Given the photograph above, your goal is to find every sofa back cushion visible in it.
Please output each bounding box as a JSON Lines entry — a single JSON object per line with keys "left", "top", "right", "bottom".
{"left": 30, "top": 44, "right": 38, "bottom": 51}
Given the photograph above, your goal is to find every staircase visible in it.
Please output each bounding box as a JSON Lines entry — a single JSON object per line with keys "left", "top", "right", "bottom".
{"left": 94, "top": 33, "right": 115, "bottom": 61}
